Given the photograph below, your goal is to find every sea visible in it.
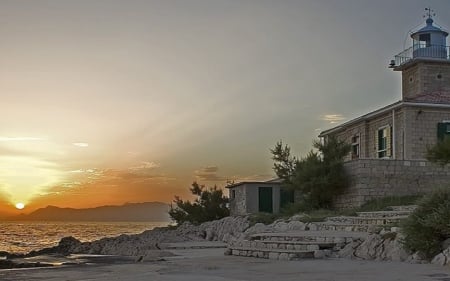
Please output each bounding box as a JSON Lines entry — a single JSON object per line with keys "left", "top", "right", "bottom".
{"left": 0, "top": 221, "right": 169, "bottom": 254}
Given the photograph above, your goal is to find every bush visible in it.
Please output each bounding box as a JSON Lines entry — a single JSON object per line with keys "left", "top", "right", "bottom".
{"left": 271, "top": 136, "right": 351, "bottom": 210}
{"left": 427, "top": 137, "right": 450, "bottom": 165}
{"left": 169, "top": 182, "right": 229, "bottom": 225}
{"left": 248, "top": 213, "right": 280, "bottom": 226}
{"left": 401, "top": 188, "right": 450, "bottom": 259}
{"left": 357, "top": 195, "right": 422, "bottom": 212}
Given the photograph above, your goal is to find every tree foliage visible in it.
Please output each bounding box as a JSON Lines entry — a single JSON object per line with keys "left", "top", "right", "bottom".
{"left": 270, "top": 141, "right": 297, "bottom": 184}
{"left": 401, "top": 188, "right": 450, "bottom": 259}
{"left": 272, "top": 136, "right": 351, "bottom": 210}
{"left": 427, "top": 137, "right": 450, "bottom": 165}
{"left": 169, "top": 182, "right": 229, "bottom": 225}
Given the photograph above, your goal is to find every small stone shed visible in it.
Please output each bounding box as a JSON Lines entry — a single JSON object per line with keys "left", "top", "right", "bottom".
{"left": 226, "top": 179, "right": 294, "bottom": 216}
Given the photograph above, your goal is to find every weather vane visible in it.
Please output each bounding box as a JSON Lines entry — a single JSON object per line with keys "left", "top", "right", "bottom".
{"left": 424, "top": 7, "right": 436, "bottom": 19}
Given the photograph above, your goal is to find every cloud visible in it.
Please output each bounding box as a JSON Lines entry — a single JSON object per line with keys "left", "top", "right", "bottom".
{"left": 129, "top": 161, "right": 160, "bottom": 171}
{"left": 195, "top": 166, "right": 225, "bottom": 182}
{"left": 0, "top": 137, "right": 44, "bottom": 142}
{"left": 321, "top": 114, "right": 346, "bottom": 124}
{"left": 69, "top": 169, "right": 97, "bottom": 174}
{"left": 72, "top": 142, "right": 89, "bottom": 147}
{"left": 201, "top": 166, "right": 219, "bottom": 173}
{"left": 230, "top": 174, "right": 274, "bottom": 182}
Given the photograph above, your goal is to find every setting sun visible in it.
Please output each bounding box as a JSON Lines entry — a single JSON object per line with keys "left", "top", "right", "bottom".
{"left": 15, "top": 203, "right": 25, "bottom": 210}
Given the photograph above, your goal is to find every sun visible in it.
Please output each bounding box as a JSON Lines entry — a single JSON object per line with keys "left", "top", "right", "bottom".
{"left": 15, "top": 203, "right": 25, "bottom": 210}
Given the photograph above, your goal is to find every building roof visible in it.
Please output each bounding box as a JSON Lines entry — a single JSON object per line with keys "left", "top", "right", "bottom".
{"left": 411, "top": 18, "right": 449, "bottom": 37}
{"left": 225, "top": 179, "right": 283, "bottom": 189}
{"left": 319, "top": 100, "right": 450, "bottom": 137}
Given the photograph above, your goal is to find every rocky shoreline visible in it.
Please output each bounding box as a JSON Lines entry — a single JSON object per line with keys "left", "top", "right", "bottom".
{"left": 1, "top": 215, "right": 450, "bottom": 269}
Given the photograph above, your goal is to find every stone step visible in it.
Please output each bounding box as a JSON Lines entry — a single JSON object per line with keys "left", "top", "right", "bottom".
{"left": 160, "top": 241, "right": 227, "bottom": 250}
{"left": 231, "top": 240, "right": 336, "bottom": 251}
{"left": 387, "top": 205, "right": 418, "bottom": 212}
{"left": 229, "top": 246, "right": 316, "bottom": 260}
{"left": 250, "top": 231, "right": 367, "bottom": 243}
{"left": 315, "top": 222, "right": 384, "bottom": 232}
{"left": 325, "top": 215, "right": 407, "bottom": 225}
{"left": 228, "top": 231, "right": 366, "bottom": 261}
{"left": 356, "top": 210, "right": 412, "bottom": 218}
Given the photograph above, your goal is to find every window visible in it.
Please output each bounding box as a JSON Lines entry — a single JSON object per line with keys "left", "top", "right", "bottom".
{"left": 437, "top": 122, "right": 450, "bottom": 141}
{"left": 351, "top": 135, "right": 360, "bottom": 159}
{"left": 419, "top": 34, "right": 431, "bottom": 47}
{"left": 376, "top": 126, "right": 391, "bottom": 158}
{"left": 230, "top": 189, "right": 236, "bottom": 199}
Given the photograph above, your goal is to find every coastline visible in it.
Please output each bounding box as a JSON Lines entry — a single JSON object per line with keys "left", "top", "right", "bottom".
{"left": 1, "top": 246, "right": 450, "bottom": 281}
{"left": 1, "top": 215, "right": 450, "bottom": 280}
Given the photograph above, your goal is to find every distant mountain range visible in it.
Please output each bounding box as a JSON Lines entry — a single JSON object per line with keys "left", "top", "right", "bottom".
{"left": 4, "top": 202, "right": 170, "bottom": 222}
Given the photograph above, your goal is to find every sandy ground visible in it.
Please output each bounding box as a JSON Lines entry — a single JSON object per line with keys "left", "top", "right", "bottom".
{"left": 1, "top": 245, "right": 450, "bottom": 281}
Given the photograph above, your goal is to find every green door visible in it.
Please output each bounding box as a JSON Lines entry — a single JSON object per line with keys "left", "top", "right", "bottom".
{"left": 258, "top": 186, "right": 273, "bottom": 213}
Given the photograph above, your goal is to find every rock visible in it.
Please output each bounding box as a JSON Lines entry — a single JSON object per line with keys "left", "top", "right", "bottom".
{"left": 308, "top": 223, "right": 318, "bottom": 231}
{"left": 273, "top": 222, "right": 289, "bottom": 232}
{"left": 442, "top": 238, "right": 450, "bottom": 250}
{"left": 390, "top": 227, "right": 401, "bottom": 233}
{"left": 288, "top": 214, "right": 306, "bottom": 221}
{"left": 205, "top": 229, "right": 215, "bottom": 241}
{"left": 314, "top": 250, "right": 325, "bottom": 259}
{"left": 432, "top": 246, "right": 450, "bottom": 266}
{"left": 287, "top": 220, "right": 306, "bottom": 231}
{"left": 407, "top": 252, "right": 425, "bottom": 264}
{"left": 268, "top": 252, "right": 279, "bottom": 260}
{"left": 432, "top": 253, "right": 447, "bottom": 266}
{"left": 367, "top": 225, "right": 379, "bottom": 234}
{"left": 354, "top": 234, "right": 383, "bottom": 260}
{"left": 338, "top": 240, "right": 361, "bottom": 259}
{"left": 278, "top": 253, "right": 289, "bottom": 260}
{"left": 224, "top": 248, "right": 232, "bottom": 256}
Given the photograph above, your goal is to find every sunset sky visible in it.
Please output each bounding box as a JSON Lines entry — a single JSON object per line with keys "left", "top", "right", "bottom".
{"left": 1, "top": 0, "right": 450, "bottom": 214}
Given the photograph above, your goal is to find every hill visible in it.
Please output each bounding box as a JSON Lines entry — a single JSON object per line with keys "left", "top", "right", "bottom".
{"left": 8, "top": 202, "right": 170, "bottom": 222}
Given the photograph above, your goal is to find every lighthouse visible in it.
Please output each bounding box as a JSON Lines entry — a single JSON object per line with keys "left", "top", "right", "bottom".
{"left": 390, "top": 9, "right": 450, "bottom": 103}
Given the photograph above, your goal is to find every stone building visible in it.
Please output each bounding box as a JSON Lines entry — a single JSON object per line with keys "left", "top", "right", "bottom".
{"left": 226, "top": 179, "right": 294, "bottom": 216}
{"left": 319, "top": 15, "right": 450, "bottom": 208}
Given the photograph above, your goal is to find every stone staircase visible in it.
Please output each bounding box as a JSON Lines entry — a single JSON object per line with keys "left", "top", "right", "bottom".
{"left": 229, "top": 231, "right": 367, "bottom": 260}
{"left": 315, "top": 206, "right": 417, "bottom": 232}
{"left": 227, "top": 205, "right": 417, "bottom": 260}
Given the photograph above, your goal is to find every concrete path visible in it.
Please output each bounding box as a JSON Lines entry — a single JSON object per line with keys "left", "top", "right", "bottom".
{"left": 1, "top": 245, "right": 449, "bottom": 281}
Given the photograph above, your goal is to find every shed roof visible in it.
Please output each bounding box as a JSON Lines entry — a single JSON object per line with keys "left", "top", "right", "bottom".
{"left": 225, "top": 179, "right": 283, "bottom": 189}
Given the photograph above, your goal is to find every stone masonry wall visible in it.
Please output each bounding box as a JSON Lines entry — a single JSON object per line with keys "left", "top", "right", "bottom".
{"left": 404, "top": 106, "right": 450, "bottom": 159}
{"left": 229, "top": 185, "right": 246, "bottom": 216}
{"left": 334, "top": 159, "right": 450, "bottom": 209}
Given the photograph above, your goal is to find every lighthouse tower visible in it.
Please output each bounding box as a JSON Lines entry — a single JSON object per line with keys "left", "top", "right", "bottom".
{"left": 391, "top": 9, "right": 450, "bottom": 103}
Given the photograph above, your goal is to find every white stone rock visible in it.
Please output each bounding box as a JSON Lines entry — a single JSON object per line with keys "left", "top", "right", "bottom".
{"left": 268, "top": 252, "right": 279, "bottom": 260}
{"left": 278, "top": 253, "right": 289, "bottom": 260}
{"left": 314, "top": 250, "right": 325, "bottom": 259}
{"left": 431, "top": 253, "right": 447, "bottom": 266}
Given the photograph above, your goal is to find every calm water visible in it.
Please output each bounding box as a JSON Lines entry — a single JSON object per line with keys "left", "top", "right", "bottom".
{"left": 0, "top": 221, "right": 169, "bottom": 254}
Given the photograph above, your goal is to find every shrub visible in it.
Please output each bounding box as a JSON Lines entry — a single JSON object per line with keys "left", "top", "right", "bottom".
{"left": 357, "top": 195, "right": 422, "bottom": 212}
{"left": 401, "top": 188, "right": 450, "bottom": 259}
{"left": 169, "top": 182, "right": 229, "bottom": 225}
{"left": 248, "top": 212, "right": 279, "bottom": 226}
{"left": 271, "top": 136, "right": 351, "bottom": 210}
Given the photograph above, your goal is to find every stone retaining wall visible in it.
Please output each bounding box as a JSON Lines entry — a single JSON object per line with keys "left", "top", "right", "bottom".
{"left": 334, "top": 159, "right": 450, "bottom": 208}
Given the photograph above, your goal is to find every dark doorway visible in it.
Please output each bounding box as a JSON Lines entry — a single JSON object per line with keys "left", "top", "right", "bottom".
{"left": 280, "top": 188, "right": 294, "bottom": 209}
{"left": 258, "top": 186, "right": 273, "bottom": 213}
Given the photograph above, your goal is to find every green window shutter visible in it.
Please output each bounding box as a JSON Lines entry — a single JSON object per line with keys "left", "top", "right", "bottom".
{"left": 438, "top": 123, "right": 447, "bottom": 141}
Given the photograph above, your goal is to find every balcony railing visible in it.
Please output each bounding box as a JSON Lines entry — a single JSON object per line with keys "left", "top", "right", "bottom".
{"left": 394, "top": 44, "right": 450, "bottom": 66}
